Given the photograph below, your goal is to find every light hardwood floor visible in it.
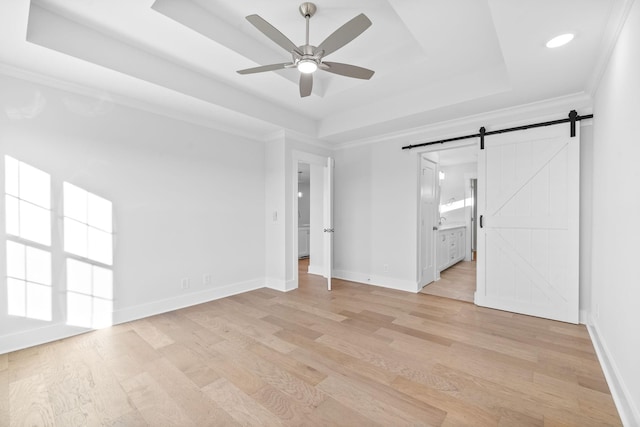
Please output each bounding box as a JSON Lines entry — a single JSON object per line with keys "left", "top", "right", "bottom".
{"left": 420, "top": 261, "right": 476, "bottom": 303}
{"left": 0, "top": 260, "right": 621, "bottom": 426}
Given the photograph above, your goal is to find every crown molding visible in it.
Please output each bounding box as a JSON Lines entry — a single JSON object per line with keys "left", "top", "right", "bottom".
{"left": 331, "top": 92, "right": 593, "bottom": 151}
{"left": 0, "top": 62, "right": 274, "bottom": 142}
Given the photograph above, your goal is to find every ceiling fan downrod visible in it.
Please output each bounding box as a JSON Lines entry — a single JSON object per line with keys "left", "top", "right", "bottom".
{"left": 299, "top": 2, "right": 316, "bottom": 46}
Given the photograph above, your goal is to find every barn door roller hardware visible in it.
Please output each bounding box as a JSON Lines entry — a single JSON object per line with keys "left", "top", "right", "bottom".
{"left": 401, "top": 110, "right": 593, "bottom": 151}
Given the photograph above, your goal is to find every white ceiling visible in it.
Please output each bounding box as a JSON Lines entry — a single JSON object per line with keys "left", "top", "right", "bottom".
{"left": 436, "top": 145, "right": 479, "bottom": 167}
{"left": 0, "top": 0, "right": 625, "bottom": 147}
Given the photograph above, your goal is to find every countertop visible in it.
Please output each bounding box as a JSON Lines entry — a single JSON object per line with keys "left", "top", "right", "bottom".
{"left": 438, "top": 223, "right": 466, "bottom": 231}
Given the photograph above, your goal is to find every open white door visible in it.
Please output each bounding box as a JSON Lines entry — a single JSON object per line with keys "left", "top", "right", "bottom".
{"left": 419, "top": 157, "right": 437, "bottom": 287}
{"left": 477, "top": 124, "right": 579, "bottom": 323}
{"left": 323, "top": 157, "right": 334, "bottom": 290}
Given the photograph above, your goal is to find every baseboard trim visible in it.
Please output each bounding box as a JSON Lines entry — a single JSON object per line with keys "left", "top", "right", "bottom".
{"left": 0, "top": 278, "right": 265, "bottom": 355}
{"left": 333, "top": 270, "right": 418, "bottom": 293}
{"left": 112, "top": 278, "right": 265, "bottom": 325}
{"left": 0, "top": 324, "right": 90, "bottom": 355}
{"left": 307, "top": 265, "right": 325, "bottom": 276}
{"left": 587, "top": 321, "right": 639, "bottom": 426}
{"left": 265, "top": 278, "right": 298, "bottom": 292}
{"left": 579, "top": 309, "right": 588, "bottom": 325}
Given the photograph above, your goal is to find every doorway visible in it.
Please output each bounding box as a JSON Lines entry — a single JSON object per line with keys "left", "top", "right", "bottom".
{"left": 292, "top": 152, "right": 334, "bottom": 291}
{"left": 419, "top": 144, "right": 478, "bottom": 303}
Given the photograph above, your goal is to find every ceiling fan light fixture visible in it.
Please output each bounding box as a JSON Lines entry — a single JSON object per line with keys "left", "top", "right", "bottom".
{"left": 298, "top": 59, "right": 318, "bottom": 74}
{"left": 546, "top": 33, "right": 574, "bottom": 48}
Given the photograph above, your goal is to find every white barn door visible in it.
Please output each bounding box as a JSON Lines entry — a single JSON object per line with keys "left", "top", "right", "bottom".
{"left": 476, "top": 124, "right": 580, "bottom": 324}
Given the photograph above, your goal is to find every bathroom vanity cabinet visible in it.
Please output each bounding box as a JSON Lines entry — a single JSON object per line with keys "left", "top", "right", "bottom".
{"left": 438, "top": 225, "right": 465, "bottom": 272}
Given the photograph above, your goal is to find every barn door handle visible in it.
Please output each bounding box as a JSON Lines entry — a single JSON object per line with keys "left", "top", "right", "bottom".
{"left": 480, "top": 215, "right": 483, "bottom": 228}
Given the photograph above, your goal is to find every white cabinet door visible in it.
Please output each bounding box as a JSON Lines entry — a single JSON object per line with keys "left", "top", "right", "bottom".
{"left": 419, "top": 158, "right": 437, "bottom": 287}
{"left": 456, "top": 229, "right": 465, "bottom": 260}
{"left": 438, "top": 232, "right": 449, "bottom": 271}
{"left": 477, "top": 124, "right": 579, "bottom": 324}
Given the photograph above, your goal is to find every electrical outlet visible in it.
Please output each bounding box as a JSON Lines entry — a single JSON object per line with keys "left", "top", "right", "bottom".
{"left": 181, "top": 278, "right": 190, "bottom": 290}
{"left": 203, "top": 274, "right": 212, "bottom": 286}
{"left": 383, "top": 264, "right": 389, "bottom": 273}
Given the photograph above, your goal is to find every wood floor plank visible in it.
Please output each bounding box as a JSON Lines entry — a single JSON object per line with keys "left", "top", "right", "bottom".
{"left": 202, "top": 378, "right": 284, "bottom": 426}
{"left": 247, "top": 341, "right": 327, "bottom": 386}
{"left": 319, "top": 374, "right": 446, "bottom": 426}
{"left": 0, "top": 369, "right": 8, "bottom": 427}
{"left": 214, "top": 339, "right": 328, "bottom": 408}
{"left": 421, "top": 260, "right": 476, "bottom": 303}
{"left": 311, "top": 396, "right": 384, "bottom": 427}
{"left": 145, "top": 357, "right": 238, "bottom": 426}
{"left": 121, "top": 371, "right": 195, "bottom": 426}
{"left": 9, "top": 374, "right": 55, "bottom": 427}
{"left": 1, "top": 259, "right": 622, "bottom": 426}
{"left": 131, "top": 318, "right": 175, "bottom": 350}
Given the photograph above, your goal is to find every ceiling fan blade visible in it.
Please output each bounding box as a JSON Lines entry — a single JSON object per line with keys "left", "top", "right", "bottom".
{"left": 300, "top": 73, "right": 313, "bottom": 97}
{"left": 322, "top": 62, "right": 375, "bottom": 80}
{"left": 237, "top": 63, "right": 292, "bottom": 74}
{"left": 246, "top": 15, "right": 300, "bottom": 54}
{"left": 316, "top": 14, "right": 372, "bottom": 57}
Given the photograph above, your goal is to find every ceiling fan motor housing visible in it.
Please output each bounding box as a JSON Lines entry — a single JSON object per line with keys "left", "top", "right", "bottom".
{"left": 299, "top": 3, "right": 317, "bottom": 18}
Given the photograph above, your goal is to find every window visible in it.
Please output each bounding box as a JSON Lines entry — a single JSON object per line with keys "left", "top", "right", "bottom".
{"left": 5, "top": 155, "right": 51, "bottom": 246}
{"left": 6, "top": 241, "right": 52, "bottom": 321}
{"left": 4, "top": 156, "right": 52, "bottom": 321}
{"left": 66, "top": 258, "right": 112, "bottom": 328}
{"left": 63, "top": 182, "right": 113, "bottom": 265}
{"left": 63, "top": 183, "right": 113, "bottom": 328}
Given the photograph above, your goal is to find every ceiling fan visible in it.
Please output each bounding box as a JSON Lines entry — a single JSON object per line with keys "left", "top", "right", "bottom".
{"left": 237, "top": 2, "right": 375, "bottom": 98}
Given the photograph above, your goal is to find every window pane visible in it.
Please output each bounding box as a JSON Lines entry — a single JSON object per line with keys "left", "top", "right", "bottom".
{"left": 92, "top": 265, "right": 113, "bottom": 300}
{"left": 64, "top": 218, "right": 87, "bottom": 258}
{"left": 25, "top": 246, "right": 51, "bottom": 286}
{"left": 20, "top": 201, "right": 51, "bottom": 246}
{"left": 88, "top": 227, "right": 112, "bottom": 265}
{"left": 6, "top": 240, "right": 25, "bottom": 280}
{"left": 93, "top": 298, "right": 113, "bottom": 329}
{"left": 20, "top": 162, "right": 50, "bottom": 209}
{"left": 88, "top": 193, "right": 112, "bottom": 233}
{"left": 7, "top": 278, "right": 26, "bottom": 317}
{"left": 26, "top": 282, "right": 51, "bottom": 321}
{"left": 63, "top": 182, "right": 87, "bottom": 223}
{"left": 66, "top": 258, "right": 92, "bottom": 295}
{"left": 5, "top": 156, "right": 19, "bottom": 197}
{"left": 67, "top": 292, "right": 92, "bottom": 328}
{"left": 5, "top": 195, "right": 19, "bottom": 236}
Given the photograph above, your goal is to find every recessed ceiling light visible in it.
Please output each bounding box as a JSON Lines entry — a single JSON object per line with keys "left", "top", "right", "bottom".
{"left": 546, "top": 33, "right": 574, "bottom": 48}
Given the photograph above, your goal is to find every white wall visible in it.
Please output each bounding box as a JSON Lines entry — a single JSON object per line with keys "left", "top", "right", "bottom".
{"left": 297, "top": 182, "right": 310, "bottom": 225}
{"left": 264, "top": 132, "right": 331, "bottom": 292}
{"left": 579, "top": 124, "right": 594, "bottom": 322}
{"left": 0, "top": 74, "right": 266, "bottom": 353}
{"left": 590, "top": 0, "right": 640, "bottom": 423}
{"left": 334, "top": 140, "right": 419, "bottom": 292}
{"left": 439, "top": 162, "right": 476, "bottom": 224}
{"left": 264, "top": 136, "right": 286, "bottom": 290}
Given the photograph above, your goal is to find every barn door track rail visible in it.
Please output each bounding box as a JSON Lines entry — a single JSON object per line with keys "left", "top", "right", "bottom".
{"left": 401, "top": 110, "right": 593, "bottom": 151}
